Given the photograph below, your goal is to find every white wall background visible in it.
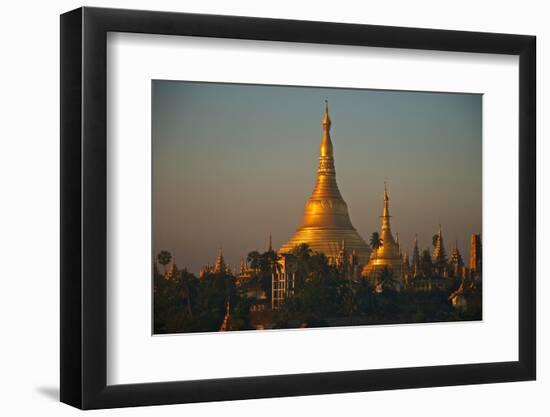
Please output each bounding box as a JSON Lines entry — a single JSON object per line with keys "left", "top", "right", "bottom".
{"left": 0, "top": 0, "right": 546, "bottom": 415}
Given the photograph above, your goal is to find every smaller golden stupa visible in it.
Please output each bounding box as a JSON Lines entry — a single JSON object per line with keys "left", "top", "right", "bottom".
{"left": 362, "top": 184, "right": 402, "bottom": 279}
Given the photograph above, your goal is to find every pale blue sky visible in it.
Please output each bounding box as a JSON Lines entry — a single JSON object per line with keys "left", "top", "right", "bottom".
{"left": 153, "top": 81, "right": 482, "bottom": 274}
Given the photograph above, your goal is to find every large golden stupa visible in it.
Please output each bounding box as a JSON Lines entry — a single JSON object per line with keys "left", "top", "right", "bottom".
{"left": 278, "top": 103, "right": 371, "bottom": 265}
{"left": 362, "top": 185, "right": 403, "bottom": 278}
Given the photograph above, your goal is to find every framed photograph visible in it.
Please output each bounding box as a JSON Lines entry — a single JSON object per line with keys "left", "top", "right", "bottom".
{"left": 60, "top": 6, "right": 536, "bottom": 409}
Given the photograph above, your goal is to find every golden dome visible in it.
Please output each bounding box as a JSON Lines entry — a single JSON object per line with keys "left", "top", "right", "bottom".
{"left": 279, "top": 103, "right": 371, "bottom": 265}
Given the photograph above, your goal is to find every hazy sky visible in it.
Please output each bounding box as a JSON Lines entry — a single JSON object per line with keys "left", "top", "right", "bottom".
{"left": 152, "top": 81, "right": 482, "bottom": 274}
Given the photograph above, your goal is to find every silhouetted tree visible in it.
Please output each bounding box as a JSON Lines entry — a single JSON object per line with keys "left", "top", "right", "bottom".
{"left": 178, "top": 268, "right": 194, "bottom": 317}
{"left": 370, "top": 232, "right": 383, "bottom": 255}
{"left": 420, "top": 249, "right": 433, "bottom": 278}
{"left": 378, "top": 266, "right": 400, "bottom": 292}
{"left": 246, "top": 249, "right": 280, "bottom": 299}
{"left": 247, "top": 251, "right": 262, "bottom": 272}
{"left": 291, "top": 243, "right": 313, "bottom": 262}
{"left": 247, "top": 250, "right": 263, "bottom": 297}
{"left": 157, "top": 250, "right": 172, "bottom": 273}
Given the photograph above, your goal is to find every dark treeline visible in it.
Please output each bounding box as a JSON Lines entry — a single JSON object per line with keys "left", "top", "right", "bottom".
{"left": 154, "top": 264, "right": 253, "bottom": 334}
{"left": 154, "top": 243, "right": 481, "bottom": 334}
{"left": 274, "top": 243, "right": 480, "bottom": 328}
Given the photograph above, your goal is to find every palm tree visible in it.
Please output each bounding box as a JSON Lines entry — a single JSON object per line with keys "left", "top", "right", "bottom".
{"left": 264, "top": 250, "right": 280, "bottom": 273}
{"left": 291, "top": 243, "right": 312, "bottom": 262}
{"left": 247, "top": 251, "right": 262, "bottom": 272}
{"left": 420, "top": 249, "right": 433, "bottom": 278}
{"left": 370, "top": 232, "right": 383, "bottom": 258}
{"left": 157, "top": 250, "right": 172, "bottom": 273}
{"left": 378, "top": 266, "right": 399, "bottom": 292}
{"left": 180, "top": 268, "right": 193, "bottom": 317}
{"left": 288, "top": 243, "right": 313, "bottom": 287}
{"left": 247, "top": 251, "right": 263, "bottom": 298}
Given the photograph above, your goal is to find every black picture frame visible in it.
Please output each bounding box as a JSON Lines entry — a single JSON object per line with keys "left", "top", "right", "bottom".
{"left": 60, "top": 6, "right": 536, "bottom": 410}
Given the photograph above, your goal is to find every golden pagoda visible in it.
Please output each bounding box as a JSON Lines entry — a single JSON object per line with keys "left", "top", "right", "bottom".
{"left": 199, "top": 247, "right": 228, "bottom": 278}
{"left": 362, "top": 184, "right": 402, "bottom": 279}
{"left": 278, "top": 102, "right": 371, "bottom": 265}
{"left": 213, "top": 247, "right": 227, "bottom": 274}
{"left": 432, "top": 224, "right": 447, "bottom": 263}
{"left": 449, "top": 239, "right": 464, "bottom": 277}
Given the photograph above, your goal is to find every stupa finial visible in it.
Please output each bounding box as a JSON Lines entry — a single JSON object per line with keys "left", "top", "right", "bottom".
{"left": 320, "top": 100, "right": 333, "bottom": 157}
{"left": 381, "top": 183, "right": 391, "bottom": 231}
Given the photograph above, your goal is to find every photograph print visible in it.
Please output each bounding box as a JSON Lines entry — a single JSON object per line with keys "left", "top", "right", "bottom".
{"left": 152, "top": 81, "right": 482, "bottom": 334}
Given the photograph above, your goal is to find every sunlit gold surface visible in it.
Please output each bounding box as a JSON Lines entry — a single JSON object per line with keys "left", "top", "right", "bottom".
{"left": 362, "top": 186, "right": 402, "bottom": 277}
{"left": 279, "top": 103, "right": 371, "bottom": 265}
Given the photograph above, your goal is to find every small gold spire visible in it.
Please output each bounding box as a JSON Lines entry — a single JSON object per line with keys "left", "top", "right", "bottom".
{"left": 362, "top": 184, "right": 401, "bottom": 279}
{"left": 214, "top": 246, "right": 226, "bottom": 273}
{"left": 432, "top": 224, "right": 447, "bottom": 263}
{"left": 375, "top": 184, "right": 398, "bottom": 257}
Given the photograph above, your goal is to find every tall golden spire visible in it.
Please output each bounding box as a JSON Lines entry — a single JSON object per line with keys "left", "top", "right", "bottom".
{"left": 320, "top": 100, "right": 333, "bottom": 157}
{"left": 375, "top": 184, "right": 399, "bottom": 259}
{"left": 381, "top": 181, "right": 391, "bottom": 231}
{"left": 302, "top": 101, "right": 350, "bottom": 228}
{"left": 279, "top": 102, "right": 370, "bottom": 265}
